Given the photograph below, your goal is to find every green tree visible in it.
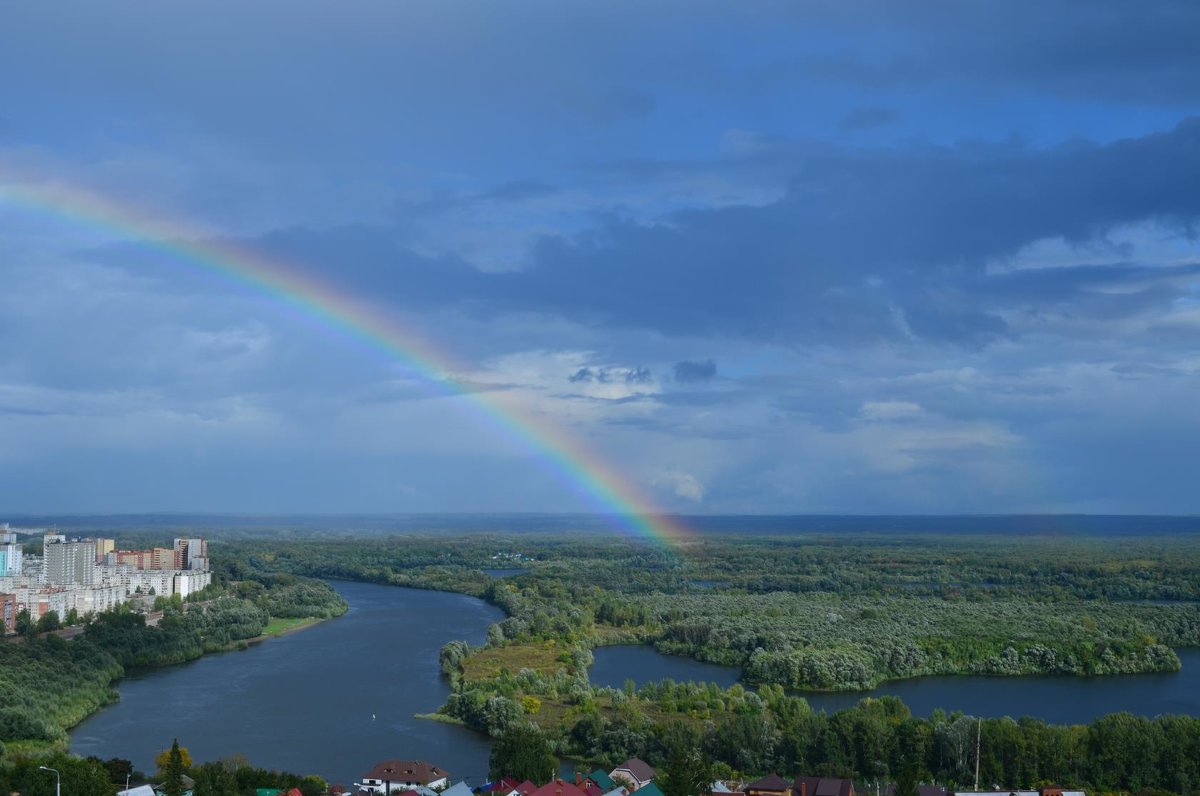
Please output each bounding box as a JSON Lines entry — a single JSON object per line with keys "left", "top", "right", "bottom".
{"left": 193, "top": 761, "right": 239, "bottom": 796}
{"left": 37, "top": 610, "right": 62, "bottom": 633}
{"left": 657, "top": 722, "right": 713, "bottom": 796}
{"left": 15, "top": 607, "right": 33, "bottom": 635}
{"left": 488, "top": 722, "right": 557, "bottom": 783}
{"left": 160, "top": 739, "right": 189, "bottom": 796}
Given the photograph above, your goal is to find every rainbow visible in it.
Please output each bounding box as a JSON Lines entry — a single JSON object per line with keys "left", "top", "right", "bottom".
{"left": 0, "top": 178, "right": 692, "bottom": 547}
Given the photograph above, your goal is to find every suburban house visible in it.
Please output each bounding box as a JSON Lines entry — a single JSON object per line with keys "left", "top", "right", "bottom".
{"left": 118, "top": 786, "right": 156, "bottom": 796}
{"left": 514, "top": 781, "right": 539, "bottom": 796}
{"left": 586, "top": 772, "right": 617, "bottom": 793}
{"left": 441, "top": 784, "right": 474, "bottom": 796}
{"left": 486, "top": 779, "right": 523, "bottom": 796}
{"left": 794, "top": 779, "right": 855, "bottom": 796}
{"left": 153, "top": 775, "right": 196, "bottom": 796}
{"left": 357, "top": 761, "right": 451, "bottom": 794}
{"left": 609, "top": 759, "right": 656, "bottom": 792}
{"left": 746, "top": 775, "right": 792, "bottom": 796}
{"left": 529, "top": 779, "right": 590, "bottom": 796}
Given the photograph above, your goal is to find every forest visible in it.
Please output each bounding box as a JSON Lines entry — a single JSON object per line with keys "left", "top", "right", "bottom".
{"left": 216, "top": 529, "right": 1200, "bottom": 689}
{"left": 205, "top": 527, "right": 1200, "bottom": 790}
{"left": 5, "top": 525, "right": 1200, "bottom": 792}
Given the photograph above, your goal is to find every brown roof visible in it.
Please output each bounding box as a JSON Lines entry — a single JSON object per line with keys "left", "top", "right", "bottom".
{"left": 747, "top": 776, "right": 791, "bottom": 793}
{"left": 612, "top": 759, "right": 656, "bottom": 784}
{"left": 362, "top": 761, "right": 450, "bottom": 785}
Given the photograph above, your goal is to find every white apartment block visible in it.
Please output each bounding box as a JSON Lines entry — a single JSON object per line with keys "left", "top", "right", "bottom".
{"left": 44, "top": 537, "right": 97, "bottom": 585}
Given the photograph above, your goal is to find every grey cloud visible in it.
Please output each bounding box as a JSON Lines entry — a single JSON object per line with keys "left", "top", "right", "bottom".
{"left": 568, "top": 366, "right": 652, "bottom": 384}
{"left": 673, "top": 359, "right": 717, "bottom": 382}
{"left": 87, "top": 118, "right": 1200, "bottom": 352}
{"left": 839, "top": 107, "right": 900, "bottom": 131}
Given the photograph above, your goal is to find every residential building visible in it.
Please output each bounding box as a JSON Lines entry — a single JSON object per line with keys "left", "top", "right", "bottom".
{"left": 529, "top": 781, "right": 589, "bottom": 796}
{"left": 174, "top": 537, "right": 209, "bottom": 570}
{"left": 746, "top": 776, "right": 792, "bottom": 796}
{"left": 794, "top": 779, "right": 855, "bottom": 796}
{"left": 0, "top": 531, "right": 22, "bottom": 576}
{"left": 44, "top": 537, "right": 97, "bottom": 585}
{"left": 151, "top": 547, "right": 182, "bottom": 570}
{"left": 441, "top": 784, "right": 474, "bottom": 796}
{"left": 610, "top": 759, "right": 656, "bottom": 792}
{"left": 95, "top": 538, "right": 116, "bottom": 559}
{"left": 357, "top": 761, "right": 450, "bottom": 794}
{"left": 1, "top": 592, "right": 16, "bottom": 633}
{"left": 587, "top": 772, "right": 616, "bottom": 792}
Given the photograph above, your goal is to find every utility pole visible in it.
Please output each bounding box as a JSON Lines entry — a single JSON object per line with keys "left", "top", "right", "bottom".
{"left": 973, "top": 717, "right": 982, "bottom": 791}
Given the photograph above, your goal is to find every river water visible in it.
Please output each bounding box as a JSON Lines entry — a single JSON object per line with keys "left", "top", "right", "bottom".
{"left": 589, "top": 644, "right": 1200, "bottom": 724}
{"left": 71, "top": 581, "right": 1200, "bottom": 786}
{"left": 70, "top": 581, "right": 503, "bottom": 787}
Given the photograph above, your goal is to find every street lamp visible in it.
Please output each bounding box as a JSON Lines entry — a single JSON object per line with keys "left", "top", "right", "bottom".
{"left": 39, "top": 765, "right": 61, "bottom": 796}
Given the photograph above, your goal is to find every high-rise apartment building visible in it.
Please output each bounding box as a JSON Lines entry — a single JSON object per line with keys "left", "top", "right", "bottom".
{"left": 1, "top": 592, "right": 16, "bottom": 634}
{"left": 44, "top": 538, "right": 97, "bottom": 585}
{"left": 173, "top": 537, "right": 208, "bottom": 570}
{"left": 150, "top": 547, "right": 181, "bottom": 570}
{"left": 95, "top": 538, "right": 116, "bottom": 559}
{"left": 0, "top": 531, "right": 21, "bottom": 576}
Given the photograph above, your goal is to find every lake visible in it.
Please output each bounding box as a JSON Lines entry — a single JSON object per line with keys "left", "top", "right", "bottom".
{"left": 70, "top": 581, "right": 504, "bottom": 787}
{"left": 589, "top": 645, "right": 1200, "bottom": 724}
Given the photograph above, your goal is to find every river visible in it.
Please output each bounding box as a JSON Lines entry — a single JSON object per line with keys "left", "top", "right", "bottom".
{"left": 70, "top": 582, "right": 1200, "bottom": 786}
{"left": 589, "top": 645, "right": 1200, "bottom": 724}
{"left": 70, "top": 581, "right": 503, "bottom": 787}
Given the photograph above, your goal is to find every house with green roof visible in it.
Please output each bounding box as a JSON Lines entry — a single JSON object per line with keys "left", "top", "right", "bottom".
{"left": 588, "top": 771, "right": 616, "bottom": 792}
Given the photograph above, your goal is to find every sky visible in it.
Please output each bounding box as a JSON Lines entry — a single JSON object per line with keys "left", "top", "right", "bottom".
{"left": 2, "top": 1, "right": 1200, "bottom": 515}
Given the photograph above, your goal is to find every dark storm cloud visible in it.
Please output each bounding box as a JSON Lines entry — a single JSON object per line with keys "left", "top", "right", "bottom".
{"left": 88, "top": 118, "right": 1200, "bottom": 351}
{"left": 784, "top": 0, "right": 1200, "bottom": 106}
{"left": 568, "top": 366, "right": 652, "bottom": 384}
{"left": 495, "top": 118, "right": 1200, "bottom": 343}
{"left": 673, "top": 359, "right": 717, "bottom": 382}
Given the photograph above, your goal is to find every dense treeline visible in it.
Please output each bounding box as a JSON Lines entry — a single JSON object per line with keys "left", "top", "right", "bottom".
{"left": 211, "top": 530, "right": 1200, "bottom": 790}
{"left": 217, "top": 532, "right": 1200, "bottom": 690}
{"left": 0, "top": 636, "right": 122, "bottom": 743}
{"left": 0, "top": 570, "right": 346, "bottom": 749}
{"left": 0, "top": 750, "right": 326, "bottom": 796}
{"left": 454, "top": 673, "right": 1200, "bottom": 794}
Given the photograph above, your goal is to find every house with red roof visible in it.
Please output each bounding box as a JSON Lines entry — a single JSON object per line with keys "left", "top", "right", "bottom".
{"left": 356, "top": 761, "right": 451, "bottom": 794}
{"left": 529, "top": 780, "right": 589, "bottom": 796}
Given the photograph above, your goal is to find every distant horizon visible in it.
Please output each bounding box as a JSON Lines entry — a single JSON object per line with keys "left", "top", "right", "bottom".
{"left": 6, "top": 511, "right": 1199, "bottom": 537}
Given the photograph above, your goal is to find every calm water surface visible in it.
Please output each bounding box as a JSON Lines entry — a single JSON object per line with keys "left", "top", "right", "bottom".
{"left": 70, "top": 581, "right": 503, "bottom": 787}
{"left": 590, "top": 645, "right": 1200, "bottom": 724}
{"left": 482, "top": 568, "right": 528, "bottom": 578}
